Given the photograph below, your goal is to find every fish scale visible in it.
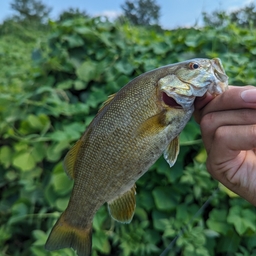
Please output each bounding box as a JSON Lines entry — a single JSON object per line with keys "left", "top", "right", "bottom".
{"left": 45, "top": 58, "right": 228, "bottom": 256}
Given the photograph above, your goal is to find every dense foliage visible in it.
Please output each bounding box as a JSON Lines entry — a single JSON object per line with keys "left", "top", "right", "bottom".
{"left": 1, "top": 16, "right": 256, "bottom": 256}
{"left": 203, "top": 3, "right": 256, "bottom": 28}
{"left": 10, "top": 0, "right": 52, "bottom": 23}
{"left": 120, "top": 0, "right": 160, "bottom": 26}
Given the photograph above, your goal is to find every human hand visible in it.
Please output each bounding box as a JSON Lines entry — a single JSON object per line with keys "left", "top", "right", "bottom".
{"left": 194, "top": 86, "right": 256, "bottom": 206}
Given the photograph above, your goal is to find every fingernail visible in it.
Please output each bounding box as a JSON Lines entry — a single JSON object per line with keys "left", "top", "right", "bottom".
{"left": 241, "top": 89, "right": 256, "bottom": 103}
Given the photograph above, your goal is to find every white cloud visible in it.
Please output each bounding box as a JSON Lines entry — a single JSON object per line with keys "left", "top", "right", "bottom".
{"left": 227, "top": 0, "right": 255, "bottom": 13}
{"left": 94, "top": 10, "right": 121, "bottom": 20}
{"left": 244, "top": 0, "right": 254, "bottom": 5}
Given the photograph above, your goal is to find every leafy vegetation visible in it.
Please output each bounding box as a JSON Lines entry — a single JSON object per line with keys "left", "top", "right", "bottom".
{"left": 1, "top": 8, "right": 256, "bottom": 256}
{"left": 203, "top": 3, "right": 256, "bottom": 28}
{"left": 120, "top": 0, "right": 160, "bottom": 26}
{"left": 10, "top": 0, "right": 52, "bottom": 23}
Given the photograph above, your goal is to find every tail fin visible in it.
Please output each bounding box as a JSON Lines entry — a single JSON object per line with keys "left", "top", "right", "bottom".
{"left": 45, "top": 213, "right": 92, "bottom": 256}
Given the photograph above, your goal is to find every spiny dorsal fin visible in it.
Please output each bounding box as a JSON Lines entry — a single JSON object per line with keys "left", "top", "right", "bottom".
{"left": 63, "top": 139, "right": 82, "bottom": 179}
{"left": 98, "top": 93, "right": 117, "bottom": 113}
{"left": 163, "top": 136, "right": 180, "bottom": 168}
{"left": 108, "top": 184, "right": 136, "bottom": 223}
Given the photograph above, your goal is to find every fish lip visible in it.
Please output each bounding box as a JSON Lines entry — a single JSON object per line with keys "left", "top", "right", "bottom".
{"left": 207, "top": 80, "right": 228, "bottom": 96}
{"left": 211, "top": 58, "right": 229, "bottom": 90}
{"left": 205, "top": 59, "right": 229, "bottom": 96}
{"left": 214, "top": 70, "right": 227, "bottom": 83}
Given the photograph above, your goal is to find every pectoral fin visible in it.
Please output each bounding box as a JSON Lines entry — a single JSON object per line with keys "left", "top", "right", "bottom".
{"left": 63, "top": 139, "right": 82, "bottom": 179}
{"left": 164, "top": 137, "right": 180, "bottom": 168}
{"left": 108, "top": 185, "right": 136, "bottom": 223}
{"left": 136, "top": 110, "right": 167, "bottom": 138}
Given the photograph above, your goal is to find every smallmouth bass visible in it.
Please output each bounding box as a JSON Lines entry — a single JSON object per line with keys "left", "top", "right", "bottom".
{"left": 45, "top": 58, "right": 228, "bottom": 256}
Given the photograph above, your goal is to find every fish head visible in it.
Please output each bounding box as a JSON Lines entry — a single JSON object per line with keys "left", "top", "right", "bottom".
{"left": 159, "top": 58, "right": 228, "bottom": 110}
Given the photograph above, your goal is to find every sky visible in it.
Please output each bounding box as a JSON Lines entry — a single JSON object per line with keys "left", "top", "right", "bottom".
{"left": 0, "top": 0, "right": 255, "bottom": 29}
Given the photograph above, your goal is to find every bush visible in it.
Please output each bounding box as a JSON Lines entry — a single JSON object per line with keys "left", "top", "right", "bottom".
{"left": 1, "top": 17, "right": 256, "bottom": 255}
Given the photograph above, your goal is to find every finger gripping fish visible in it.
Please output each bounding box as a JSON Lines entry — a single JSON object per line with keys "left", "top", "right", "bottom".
{"left": 45, "top": 58, "right": 228, "bottom": 256}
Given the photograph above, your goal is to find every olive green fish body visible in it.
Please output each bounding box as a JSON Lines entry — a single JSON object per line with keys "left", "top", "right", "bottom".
{"left": 45, "top": 58, "right": 228, "bottom": 256}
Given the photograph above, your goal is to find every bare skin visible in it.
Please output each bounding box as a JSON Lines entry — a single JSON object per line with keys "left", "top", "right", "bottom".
{"left": 194, "top": 86, "right": 256, "bottom": 206}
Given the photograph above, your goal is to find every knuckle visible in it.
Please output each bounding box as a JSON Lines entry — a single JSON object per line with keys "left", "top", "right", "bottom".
{"left": 243, "top": 85, "right": 256, "bottom": 90}
{"left": 249, "top": 125, "right": 256, "bottom": 140}
{"left": 214, "top": 126, "right": 227, "bottom": 142}
{"left": 200, "top": 112, "right": 215, "bottom": 131}
{"left": 240, "top": 109, "right": 256, "bottom": 123}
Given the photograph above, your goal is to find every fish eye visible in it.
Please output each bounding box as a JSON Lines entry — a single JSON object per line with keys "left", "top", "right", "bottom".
{"left": 189, "top": 62, "right": 200, "bottom": 70}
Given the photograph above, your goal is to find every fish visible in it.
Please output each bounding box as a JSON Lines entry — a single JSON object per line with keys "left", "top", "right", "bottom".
{"left": 45, "top": 58, "right": 228, "bottom": 256}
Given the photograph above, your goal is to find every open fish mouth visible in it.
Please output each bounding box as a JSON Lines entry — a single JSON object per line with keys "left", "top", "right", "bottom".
{"left": 162, "top": 92, "right": 183, "bottom": 109}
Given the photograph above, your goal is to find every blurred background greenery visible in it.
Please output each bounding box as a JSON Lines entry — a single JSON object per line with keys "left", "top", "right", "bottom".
{"left": 1, "top": 0, "right": 256, "bottom": 255}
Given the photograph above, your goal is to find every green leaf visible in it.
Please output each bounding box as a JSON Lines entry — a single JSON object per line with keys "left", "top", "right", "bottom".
{"left": 206, "top": 209, "right": 231, "bottom": 235}
{"left": 27, "top": 114, "right": 43, "bottom": 130}
{"left": 92, "top": 230, "right": 110, "bottom": 254}
{"left": 137, "top": 190, "right": 155, "bottom": 211}
{"left": 51, "top": 162, "right": 73, "bottom": 195}
{"left": 5, "top": 170, "right": 18, "bottom": 181}
{"left": 217, "top": 232, "right": 241, "bottom": 253}
{"left": 179, "top": 120, "right": 200, "bottom": 145}
{"left": 76, "top": 61, "right": 104, "bottom": 83}
{"left": 152, "top": 42, "right": 170, "bottom": 54}
{"left": 11, "top": 201, "right": 28, "bottom": 217}
{"left": 74, "top": 80, "right": 86, "bottom": 90}
{"left": 152, "top": 210, "right": 170, "bottom": 231}
{"left": 93, "top": 207, "right": 108, "bottom": 232}
{"left": 31, "top": 142, "right": 46, "bottom": 163}
{"left": 62, "top": 34, "right": 84, "bottom": 48}
{"left": 0, "top": 145, "right": 12, "bottom": 168}
{"left": 46, "top": 140, "right": 70, "bottom": 162}
{"left": 32, "top": 230, "right": 47, "bottom": 246}
{"left": 176, "top": 204, "right": 189, "bottom": 221}
{"left": 57, "top": 80, "right": 73, "bottom": 89}
{"left": 115, "top": 60, "right": 134, "bottom": 75}
{"left": 227, "top": 205, "right": 256, "bottom": 235}
{"left": 13, "top": 151, "right": 36, "bottom": 171}
{"left": 204, "top": 229, "right": 220, "bottom": 238}
{"left": 74, "top": 26, "right": 93, "bottom": 35}
{"left": 56, "top": 197, "right": 69, "bottom": 211}
{"left": 152, "top": 186, "right": 178, "bottom": 211}
{"left": 0, "top": 225, "right": 12, "bottom": 245}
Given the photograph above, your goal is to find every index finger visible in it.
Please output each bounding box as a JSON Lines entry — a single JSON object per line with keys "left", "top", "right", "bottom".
{"left": 198, "top": 86, "right": 256, "bottom": 122}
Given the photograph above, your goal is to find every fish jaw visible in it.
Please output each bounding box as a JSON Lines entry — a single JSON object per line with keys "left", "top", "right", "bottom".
{"left": 159, "top": 58, "right": 229, "bottom": 111}
{"left": 207, "top": 58, "right": 229, "bottom": 95}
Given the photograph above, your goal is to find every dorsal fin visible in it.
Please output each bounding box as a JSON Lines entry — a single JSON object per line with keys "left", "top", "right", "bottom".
{"left": 98, "top": 93, "right": 117, "bottom": 113}
{"left": 63, "top": 139, "right": 82, "bottom": 179}
{"left": 107, "top": 184, "right": 136, "bottom": 223}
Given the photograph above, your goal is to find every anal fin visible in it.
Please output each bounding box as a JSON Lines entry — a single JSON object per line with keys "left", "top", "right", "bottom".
{"left": 164, "top": 136, "right": 180, "bottom": 168}
{"left": 108, "top": 185, "right": 136, "bottom": 223}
